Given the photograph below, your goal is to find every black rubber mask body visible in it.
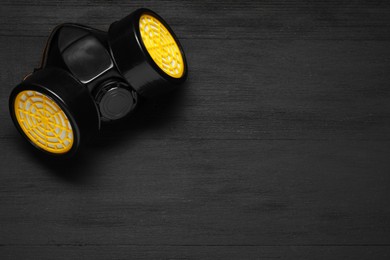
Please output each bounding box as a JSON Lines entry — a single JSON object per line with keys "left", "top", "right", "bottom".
{"left": 9, "top": 8, "right": 188, "bottom": 156}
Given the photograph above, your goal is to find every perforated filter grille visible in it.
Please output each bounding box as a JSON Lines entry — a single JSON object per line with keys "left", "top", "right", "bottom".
{"left": 14, "top": 90, "right": 74, "bottom": 154}
{"left": 139, "top": 14, "right": 184, "bottom": 78}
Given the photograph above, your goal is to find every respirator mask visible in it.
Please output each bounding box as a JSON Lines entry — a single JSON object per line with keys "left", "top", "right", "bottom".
{"left": 9, "top": 8, "right": 187, "bottom": 156}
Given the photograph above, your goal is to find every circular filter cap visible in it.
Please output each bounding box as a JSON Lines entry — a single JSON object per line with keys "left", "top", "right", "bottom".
{"left": 108, "top": 8, "right": 188, "bottom": 98}
{"left": 139, "top": 14, "right": 184, "bottom": 78}
{"left": 14, "top": 90, "right": 74, "bottom": 154}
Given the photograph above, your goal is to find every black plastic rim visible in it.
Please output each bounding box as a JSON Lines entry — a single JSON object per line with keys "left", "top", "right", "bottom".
{"left": 9, "top": 68, "right": 100, "bottom": 157}
{"left": 108, "top": 8, "right": 188, "bottom": 98}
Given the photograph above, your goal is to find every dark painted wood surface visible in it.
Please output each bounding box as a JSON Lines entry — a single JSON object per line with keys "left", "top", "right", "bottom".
{"left": 1, "top": 1, "right": 390, "bottom": 259}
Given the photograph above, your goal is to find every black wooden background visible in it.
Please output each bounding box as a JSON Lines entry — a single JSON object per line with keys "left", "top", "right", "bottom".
{"left": 1, "top": 1, "right": 390, "bottom": 259}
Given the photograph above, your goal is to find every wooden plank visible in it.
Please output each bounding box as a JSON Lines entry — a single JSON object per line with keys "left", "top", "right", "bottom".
{"left": 0, "top": 1, "right": 389, "bottom": 40}
{"left": 1, "top": 139, "right": 389, "bottom": 246}
{"left": 1, "top": 245, "right": 390, "bottom": 260}
{"left": 1, "top": 37, "right": 389, "bottom": 141}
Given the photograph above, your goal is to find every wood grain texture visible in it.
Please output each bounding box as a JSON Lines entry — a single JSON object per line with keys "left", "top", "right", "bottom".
{"left": 0, "top": 0, "right": 390, "bottom": 259}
